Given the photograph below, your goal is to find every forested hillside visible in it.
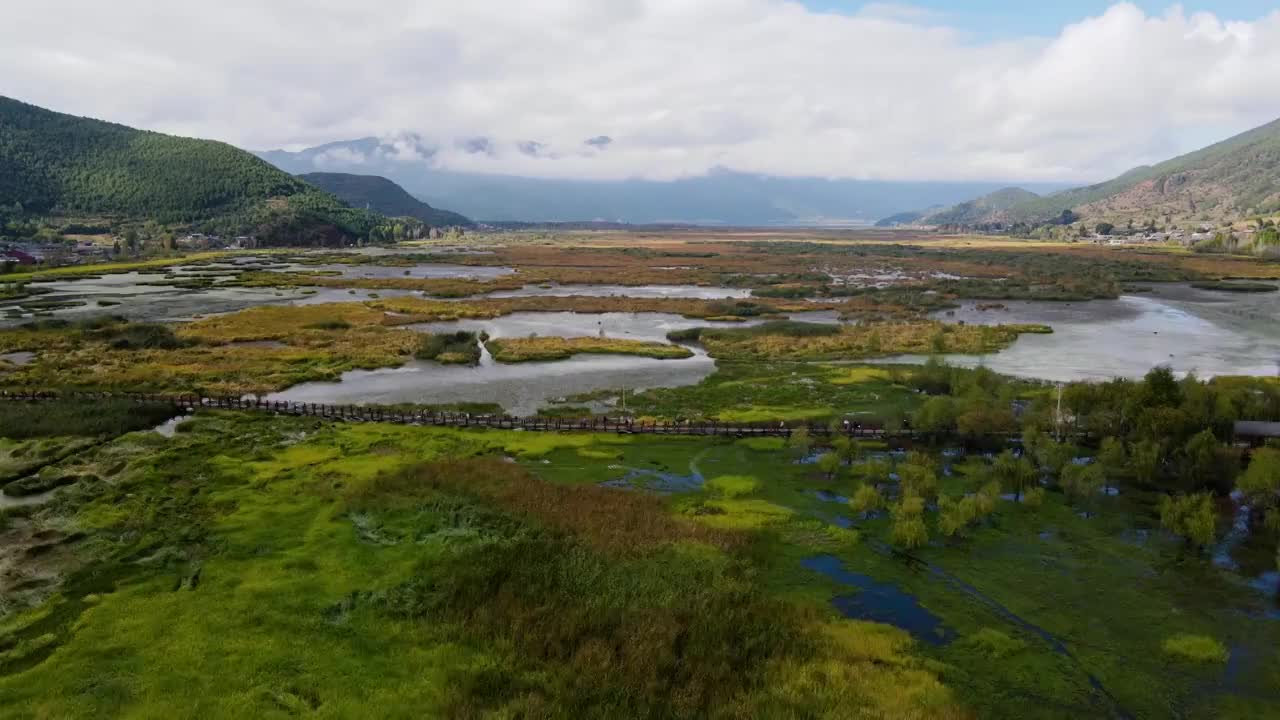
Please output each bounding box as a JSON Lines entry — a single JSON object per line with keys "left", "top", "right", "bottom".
{"left": 894, "top": 116, "right": 1280, "bottom": 229}
{"left": 0, "top": 96, "right": 383, "bottom": 244}
{"left": 300, "top": 173, "right": 471, "bottom": 227}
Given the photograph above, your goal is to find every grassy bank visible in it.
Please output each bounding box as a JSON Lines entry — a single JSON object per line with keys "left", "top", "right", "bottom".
{"left": 686, "top": 321, "right": 1050, "bottom": 361}
{"left": 0, "top": 413, "right": 966, "bottom": 718}
{"left": 485, "top": 336, "right": 694, "bottom": 363}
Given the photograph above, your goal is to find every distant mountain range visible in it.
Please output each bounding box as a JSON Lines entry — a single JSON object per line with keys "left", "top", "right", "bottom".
{"left": 0, "top": 97, "right": 384, "bottom": 245}
{"left": 887, "top": 117, "right": 1280, "bottom": 228}
{"left": 299, "top": 173, "right": 471, "bottom": 227}
{"left": 877, "top": 187, "right": 1041, "bottom": 227}
{"left": 255, "top": 139, "right": 1068, "bottom": 225}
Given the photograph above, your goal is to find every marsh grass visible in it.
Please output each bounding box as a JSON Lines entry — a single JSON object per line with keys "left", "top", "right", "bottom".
{"left": 369, "top": 459, "right": 742, "bottom": 553}
{"left": 0, "top": 398, "right": 178, "bottom": 438}
{"left": 697, "top": 322, "right": 1050, "bottom": 361}
{"left": 484, "top": 336, "right": 693, "bottom": 363}
{"left": 1162, "top": 634, "right": 1229, "bottom": 663}
{"left": 414, "top": 331, "right": 482, "bottom": 365}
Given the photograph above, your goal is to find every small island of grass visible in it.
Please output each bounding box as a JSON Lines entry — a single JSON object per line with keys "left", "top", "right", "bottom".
{"left": 415, "top": 330, "right": 484, "bottom": 365}
{"left": 485, "top": 336, "right": 694, "bottom": 363}
{"left": 1190, "top": 280, "right": 1278, "bottom": 293}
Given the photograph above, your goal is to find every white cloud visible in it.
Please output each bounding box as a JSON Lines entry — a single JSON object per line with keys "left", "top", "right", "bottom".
{"left": 2, "top": 1, "right": 1279, "bottom": 182}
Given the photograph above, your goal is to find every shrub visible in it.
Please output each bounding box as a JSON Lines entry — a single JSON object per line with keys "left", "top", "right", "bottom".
{"left": 304, "top": 319, "right": 352, "bottom": 330}
{"left": 849, "top": 484, "right": 884, "bottom": 514}
{"left": 415, "top": 331, "right": 482, "bottom": 365}
{"left": 0, "top": 398, "right": 180, "bottom": 438}
{"left": 961, "top": 628, "right": 1027, "bottom": 659}
{"left": 1158, "top": 493, "right": 1217, "bottom": 547}
{"left": 1162, "top": 634, "right": 1228, "bottom": 663}
{"left": 706, "top": 475, "right": 760, "bottom": 498}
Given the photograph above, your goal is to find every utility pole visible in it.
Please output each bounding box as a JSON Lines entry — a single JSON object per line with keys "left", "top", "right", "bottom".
{"left": 1055, "top": 382, "right": 1064, "bottom": 442}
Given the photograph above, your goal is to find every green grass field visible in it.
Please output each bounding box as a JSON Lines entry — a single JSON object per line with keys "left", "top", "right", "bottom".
{"left": 0, "top": 411, "right": 1276, "bottom": 719}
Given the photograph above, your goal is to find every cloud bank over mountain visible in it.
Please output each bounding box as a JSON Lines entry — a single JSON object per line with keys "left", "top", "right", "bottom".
{"left": 4, "top": 1, "right": 1280, "bottom": 183}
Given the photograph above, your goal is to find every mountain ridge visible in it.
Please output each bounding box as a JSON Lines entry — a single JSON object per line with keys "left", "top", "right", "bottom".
{"left": 299, "top": 172, "right": 471, "bottom": 227}
{"left": 895, "top": 116, "right": 1280, "bottom": 228}
{"left": 256, "top": 140, "right": 1069, "bottom": 225}
{"left": 0, "top": 96, "right": 386, "bottom": 245}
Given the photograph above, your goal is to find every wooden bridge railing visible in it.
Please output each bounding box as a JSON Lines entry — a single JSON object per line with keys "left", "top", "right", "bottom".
{"left": 0, "top": 388, "right": 922, "bottom": 439}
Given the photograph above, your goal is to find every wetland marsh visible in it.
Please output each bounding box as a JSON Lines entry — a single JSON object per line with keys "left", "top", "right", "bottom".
{"left": 2, "top": 231, "right": 1279, "bottom": 719}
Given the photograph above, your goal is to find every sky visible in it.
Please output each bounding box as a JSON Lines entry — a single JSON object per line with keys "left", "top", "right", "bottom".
{"left": 3, "top": 1, "right": 1280, "bottom": 184}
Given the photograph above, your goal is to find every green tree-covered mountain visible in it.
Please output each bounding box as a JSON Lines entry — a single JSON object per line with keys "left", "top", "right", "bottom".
{"left": 920, "top": 187, "right": 1040, "bottom": 226}
{"left": 0, "top": 96, "right": 383, "bottom": 245}
{"left": 299, "top": 172, "right": 471, "bottom": 227}
{"left": 892, "top": 117, "right": 1280, "bottom": 229}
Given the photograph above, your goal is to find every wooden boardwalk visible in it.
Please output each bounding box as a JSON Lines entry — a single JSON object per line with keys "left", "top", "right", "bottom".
{"left": 1, "top": 390, "right": 898, "bottom": 439}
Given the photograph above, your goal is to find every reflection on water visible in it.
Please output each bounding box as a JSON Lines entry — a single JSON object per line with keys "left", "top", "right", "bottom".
{"left": 802, "top": 554, "right": 955, "bottom": 645}
{"left": 408, "top": 311, "right": 773, "bottom": 342}
{"left": 485, "top": 283, "right": 752, "bottom": 300}
{"left": 270, "top": 309, "right": 848, "bottom": 414}
{"left": 269, "top": 343, "right": 717, "bottom": 417}
{"left": 292, "top": 262, "right": 513, "bottom": 280}
{"left": 885, "top": 287, "right": 1280, "bottom": 380}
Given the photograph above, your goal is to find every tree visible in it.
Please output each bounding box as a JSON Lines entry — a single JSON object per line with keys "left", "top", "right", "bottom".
{"left": 938, "top": 495, "right": 977, "bottom": 539}
{"left": 831, "top": 435, "right": 858, "bottom": 466}
{"left": 1181, "top": 429, "right": 1224, "bottom": 492}
{"left": 854, "top": 455, "right": 890, "bottom": 486}
{"left": 1023, "top": 486, "right": 1046, "bottom": 508}
{"left": 890, "top": 495, "right": 929, "bottom": 549}
{"left": 1159, "top": 493, "right": 1217, "bottom": 548}
{"left": 899, "top": 462, "right": 938, "bottom": 501}
{"left": 1097, "top": 437, "right": 1127, "bottom": 494}
{"left": 1130, "top": 439, "right": 1162, "bottom": 487}
{"left": 849, "top": 484, "right": 884, "bottom": 515}
{"left": 839, "top": 437, "right": 860, "bottom": 466}
{"left": 816, "top": 452, "right": 841, "bottom": 480}
{"left": 1095, "top": 222, "right": 1115, "bottom": 236}
{"left": 993, "top": 449, "right": 1036, "bottom": 501}
{"left": 1238, "top": 448, "right": 1280, "bottom": 524}
{"left": 973, "top": 481, "right": 1001, "bottom": 518}
{"left": 788, "top": 427, "right": 812, "bottom": 460}
{"left": 1142, "top": 366, "right": 1183, "bottom": 408}
{"left": 1061, "top": 462, "right": 1104, "bottom": 513}
{"left": 914, "top": 396, "right": 957, "bottom": 436}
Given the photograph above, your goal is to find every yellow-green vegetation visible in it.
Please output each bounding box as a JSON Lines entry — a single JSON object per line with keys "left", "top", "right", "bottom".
{"left": 1162, "top": 634, "right": 1229, "bottom": 663}
{"left": 2, "top": 252, "right": 234, "bottom": 283}
{"left": 368, "top": 294, "right": 833, "bottom": 321}
{"left": 177, "top": 302, "right": 406, "bottom": 342}
{"left": 0, "top": 311, "right": 424, "bottom": 396}
{"left": 717, "top": 405, "right": 834, "bottom": 423}
{"left": 828, "top": 366, "right": 893, "bottom": 385}
{"left": 0, "top": 412, "right": 967, "bottom": 718}
{"left": 688, "top": 498, "right": 795, "bottom": 530}
{"left": 696, "top": 322, "right": 1050, "bottom": 361}
{"left": 413, "top": 331, "right": 482, "bottom": 365}
{"left": 736, "top": 437, "right": 786, "bottom": 452}
{"left": 484, "top": 336, "right": 693, "bottom": 363}
{"left": 705, "top": 474, "right": 761, "bottom": 498}
{"left": 958, "top": 628, "right": 1027, "bottom": 659}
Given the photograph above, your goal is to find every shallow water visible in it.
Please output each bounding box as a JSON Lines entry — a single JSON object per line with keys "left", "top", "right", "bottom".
{"left": 883, "top": 285, "right": 1280, "bottom": 380}
{"left": 292, "top": 262, "right": 514, "bottom": 281}
{"left": 268, "top": 343, "right": 717, "bottom": 417}
{"left": 484, "top": 283, "right": 752, "bottom": 300}
{"left": 407, "top": 311, "right": 790, "bottom": 343}
{"left": 802, "top": 554, "right": 954, "bottom": 645}
{"left": 600, "top": 466, "right": 705, "bottom": 493}
{"left": 153, "top": 415, "right": 193, "bottom": 438}
{"left": 0, "top": 487, "right": 58, "bottom": 509}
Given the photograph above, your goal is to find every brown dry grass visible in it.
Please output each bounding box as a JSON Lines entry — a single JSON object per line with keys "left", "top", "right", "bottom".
{"left": 363, "top": 458, "right": 744, "bottom": 553}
